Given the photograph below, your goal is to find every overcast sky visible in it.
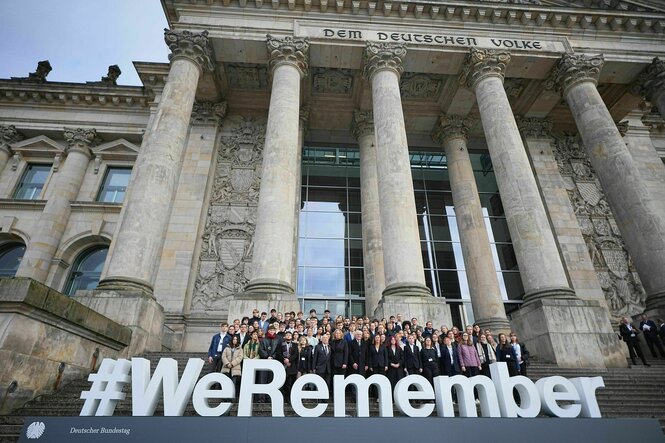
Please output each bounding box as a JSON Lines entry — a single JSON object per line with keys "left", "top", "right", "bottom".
{"left": 0, "top": 1, "right": 169, "bottom": 86}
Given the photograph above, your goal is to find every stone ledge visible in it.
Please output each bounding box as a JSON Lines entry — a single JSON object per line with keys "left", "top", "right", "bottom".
{"left": 0, "top": 277, "right": 131, "bottom": 349}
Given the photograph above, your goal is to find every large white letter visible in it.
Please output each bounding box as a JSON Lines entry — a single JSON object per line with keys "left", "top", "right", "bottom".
{"left": 535, "top": 376, "right": 581, "bottom": 418}
{"left": 191, "top": 372, "right": 235, "bottom": 417}
{"left": 290, "top": 374, "right": 329, "bottom": 417}
{"left": 394, "top": 375, "right": 435, "bottom": 417}
{"left": 333, "top": 374, "right": 393, "bottom": 417}
{"left": 237, "top": 359, "right": 285, "bottom": 417}
{"left": 489, "top": 362, "right": 540, "bottom": 417}
{"left": 131, "top": 357, "right": 204, "bottom": 416}
{"left": 570, "top": 377, "right": 604, "bottom": 418}
{"left": 433, "top": 375, "right": 500, "bottom": 417}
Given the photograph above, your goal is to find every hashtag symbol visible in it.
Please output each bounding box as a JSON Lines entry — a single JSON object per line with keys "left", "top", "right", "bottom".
{"left": 80, "top": 358, "right": 131, "bottom": 416}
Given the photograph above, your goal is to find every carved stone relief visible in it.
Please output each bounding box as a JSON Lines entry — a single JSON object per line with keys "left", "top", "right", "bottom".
{"left": 192, "top": 117, "right": 266, "bottom": 312}
{"left": 399, "top": 73, "right": 442, "bottom": 100}
{"left": 312, "top": 68, "right": 353, "bottom": 95}
{"left": 225, "top": 64, "right": 269, "bottom": 90}
{"left": 554, "top": 134, "right": 646, "bottom": 319}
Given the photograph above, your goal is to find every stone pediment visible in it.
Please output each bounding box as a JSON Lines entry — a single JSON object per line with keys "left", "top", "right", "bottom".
{"left": 11, "top": 135, "right": 65, "bottom": 158}
{"left": 92, "top": 138, "right": 140, "bottom": 160}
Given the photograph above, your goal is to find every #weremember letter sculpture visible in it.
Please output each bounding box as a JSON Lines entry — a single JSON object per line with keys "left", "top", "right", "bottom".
{"left": 80, "top": 358, "right": 604, "bottom": 418}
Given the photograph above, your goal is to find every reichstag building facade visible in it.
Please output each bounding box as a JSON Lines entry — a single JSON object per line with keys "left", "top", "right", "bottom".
{"left": 1, "top": 0, "right": 665, "bottom": 410}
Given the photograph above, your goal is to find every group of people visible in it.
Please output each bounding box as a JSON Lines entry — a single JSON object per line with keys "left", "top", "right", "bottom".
{"left": 619, "top": 314, "right": 665, "bottom": 366}
{"left": 207, "top": 308, "right": 530, "bottom": 397}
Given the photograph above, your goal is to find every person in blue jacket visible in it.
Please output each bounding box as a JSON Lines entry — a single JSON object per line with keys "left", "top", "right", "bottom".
{"left": 207, "top": 322, "right": 233, "bottom": 372}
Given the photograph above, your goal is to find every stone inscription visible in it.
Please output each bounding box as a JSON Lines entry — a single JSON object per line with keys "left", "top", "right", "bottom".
{"left": 296, "top": 26, "right": 566, "bottom": 53}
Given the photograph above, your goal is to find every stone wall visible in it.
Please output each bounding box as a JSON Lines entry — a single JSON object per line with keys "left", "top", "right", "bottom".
{"left": 184, "top": 116, "right": 265, "bottom": 350}
{"left": 0, "top": 278, "right": 131, "bottom": 414}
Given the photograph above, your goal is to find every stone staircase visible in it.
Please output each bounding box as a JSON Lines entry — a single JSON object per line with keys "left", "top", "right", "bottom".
{"left": 2, "top": 352, "right": 665, "bottom": 441}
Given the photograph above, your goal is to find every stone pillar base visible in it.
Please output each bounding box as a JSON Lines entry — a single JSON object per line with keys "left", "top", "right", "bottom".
{"left": 227, "top": 292, "right": 301, "bottom": 324}
{"left": 382, "top": 282, "right": 432, "bottom": 298}
{"left": 510, "top": 298, "right": 626, "bottom": 369}
{"left": 475, "top": 316, "right": 512, "bottom": 335}
{"left": 373, "top": 294, "right": 452, "bottom": 327}
{"left": 523, "top": 286, "right": 577, "bottom": 305}
{"left": 645, "top": 290, "right": 665, "bottom": 312}
{"left": 244, "top": 278, "right": 294, "bottom": 294}
{"left": 74, "top": 288, "right": 165, "bottom": 357}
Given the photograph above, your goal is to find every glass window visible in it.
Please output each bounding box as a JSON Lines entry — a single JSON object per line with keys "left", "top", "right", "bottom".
{"left": 14, "top": 164, "right": 51, "bottom": 200}
{"left": 0, "top": 243, "right": 25, "bottom": 277}
{"left": 64, "top": 246, "right": 108, "bottom": 296}
{"left": 97, "top": 167, "right": 131, "bottom": 203}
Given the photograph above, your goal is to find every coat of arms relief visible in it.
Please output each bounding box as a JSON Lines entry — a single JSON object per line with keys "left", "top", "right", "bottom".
{"left": 554, "top": 135, "right": 646, "bottom": 319}
{"left": 192, "top": 117, "right": 266, "bottom": 312}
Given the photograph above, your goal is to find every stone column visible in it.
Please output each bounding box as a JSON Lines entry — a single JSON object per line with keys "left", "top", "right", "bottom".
{"left": 363, "top": 42, "right": 451, "bottom": 325}
{"left": 16, "top": 128, "right": 95, "bottom": 282}
{"left": 550, "top": 53, "right": 665, "bottom": 313}
{"left": 432, "top": 115, "right": 510, "bottom": 333}
{"left": 244, "top": 36, "right": 309, "bottom": 295}
{"left": 292, "top": 105, "right": 309, "bottom": 290}
{"left": 0, "top": 125, "right": 23, "bottom": 175}
{"left": 460, "top": 48, "right": 575, "bottom": 304}
{"left": 98, "top": 30, "right": 215, "bottom": 294}
{"left": 352, "top": 110, "right": 386, "bottom": 317}
{"left": 633, "top": 57, "right": 665, "bottom": 120}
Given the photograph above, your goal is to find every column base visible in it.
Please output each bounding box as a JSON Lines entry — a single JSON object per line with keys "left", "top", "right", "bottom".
{"left": 522, "top": 286, "right": 577, "bottom": 306}
{"left": 474, "top": 316, "right": 512, "bottom": 335}
{"left": 373, "top": 293, "right": 452, "bottom": 328}
{"left": 97, "top": 277, "right": 154, "bottom": 297}
{"left": 645, "top": 289, "right": 665, "bottom": 312}
{"left": 244, "top": 278, "right": 294, "bottom": 294}
{"left": 382, "top": 282, "right": 432, "bottom": 298}
{"left": 74, "top": 287, "right": 165, "bottom": 357}
{"left": 227, "top": 291, "right": 301, "bottom": 324}
{"left": 510, "top": 298, "right": 626, "bottom": 369}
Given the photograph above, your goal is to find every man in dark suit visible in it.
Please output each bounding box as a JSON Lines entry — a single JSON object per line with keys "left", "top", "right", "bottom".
{"left": 249, "top": 309, "right": 261, "bottom": 326}
{"left": 278, "top": 331, "right": 298, "bottom": 400}
{"left": 207, "top": 322, "right": 233, "bottom": 372}
{"left": 620, "top": 317, "right": 649, "bottom": 366}
{"left": 236, "top": 324, "right": 251, "bottom": 348}
{"left": 348, "top": 330, "right": 368, "bottom": 376}
{"left": 639, "top": 314, "right": 665, "bottom": 358}
{"left": 312, "top": 334, "right": 333, "bottom": 388}
{"left": 441, "top": 336, "right": 461, "bottom": 376}
{"left": 403, "top": 334, "right": 422, "bottom": 375}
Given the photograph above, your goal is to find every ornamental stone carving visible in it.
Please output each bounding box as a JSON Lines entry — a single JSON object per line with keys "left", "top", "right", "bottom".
{"left": 63, "top": 127, "right": 98, "bottom": 157}
{"left": 351, "top": 110, "right": 374, "bottom": 140}
{"left": 191, "top": 101, "right": 228, "bottom": 126}
{"left": 312, "top": 68, "right": 353, "bottom": 95}
{"left": 192, "top": 117, "right": 266, "bottom": 312}
{"left": 431, "top": 114, "right": 473, "bottom": 144}
{"left": 553, "top": 133, "right": 646, "bottom": 319}
{"left": 545, "top": 54, "right": 604, "bottom": 95}
{"left": 362, "top": 42, "right": 407, "bottom": 80}
{"left": 459, "top": 48, "right": 510, "bottom": 89}
{"left": 0, "top": 125, "right": 24, "bottom": 153}
{"left": 630, "top": 57, "right": 665, "bottom": 102}
{"left": 266, "top": 35, "right": 310, "bottom": 77}
{"left": 26, "top": 60, "right": 52, "bottom": 82}
{"left": 164, "top": 29, "right": 215, "bottom": 73}
{"left": 226, "top": 64, "right": 269, "bottom": 90}
{"left": 517, "top": 117, "right": 553, "bottom": 139}
{"left": 400, "top": 73, "right": 442, "bottom": 100}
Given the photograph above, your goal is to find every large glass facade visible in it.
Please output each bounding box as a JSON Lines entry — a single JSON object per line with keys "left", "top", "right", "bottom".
{"left": 296, "top": 146, "right": 523, "bottom": 322}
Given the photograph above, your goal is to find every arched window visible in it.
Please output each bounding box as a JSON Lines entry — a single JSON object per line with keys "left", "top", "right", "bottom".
{"left": 0, "top": 243, "right": 25, "bottom": 277}
{"left": 64, "top": 246, "right": 109, "bottom": 296}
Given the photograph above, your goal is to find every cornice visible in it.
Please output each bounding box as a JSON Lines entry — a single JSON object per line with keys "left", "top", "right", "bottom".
{"left": 165, "top": 0, "right": 665, "bottom": 35}
{"left": 0, "top": 80, "right": 150, "bottom": 110}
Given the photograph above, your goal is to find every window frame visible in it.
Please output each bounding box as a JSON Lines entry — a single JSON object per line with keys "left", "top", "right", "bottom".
{"left": 13, "top": 163, "right": 53, "bottom": 200}
{"left": 64, "top": 246, "right": 109, "bottom": 296}
{"left": 96, "top": 166, "right": 132, "bottom": 204}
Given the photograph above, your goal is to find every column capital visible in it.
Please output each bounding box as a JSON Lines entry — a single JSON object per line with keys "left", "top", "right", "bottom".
{"left": 431, "top": 114, "right": 473, "bottom": 145}
{"left": 352, "top": 110, "right": 374, "bottom": 140}
{"left": 516, "top": 117, "right": 553, "bottom": 139}
{"left": 191, "top": 100, "right": 227, "bottom": 126}
{"left": 63, "top": 127, "right": 97, "bottom": 158}
{"left": 362, "top": 42, "right": 407, "bottom": 81}
{"left": 459, "top": 48, "right": 510, "bottom": 90}
{"left": 545, "top": 53, "right": 604, "bottom": 95}
{"left": 267, "top": 35, "right": 310, "bottom": 77}
{"left": 1, "top": 125, "right": 24, "bottom": 155}
{"left": 164, "top": 29, "right": 215, "bottom": 73}
{"left": 629, "top": 57, "right": 665, "bottom": 102}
